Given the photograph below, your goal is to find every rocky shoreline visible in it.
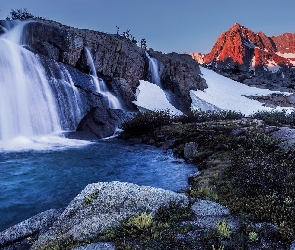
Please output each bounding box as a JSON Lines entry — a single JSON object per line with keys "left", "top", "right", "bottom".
{"left": 2, "top": 115, "right": 295, "bottom": 249}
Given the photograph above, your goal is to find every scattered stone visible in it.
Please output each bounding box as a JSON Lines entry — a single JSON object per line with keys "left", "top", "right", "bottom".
{"left": 272, "top": 127, "right": 295, "bottom": 148}
{"left": 192, "top": 199, "right": 230, "bottom": 216}
{"left": 183, "top": 142, "right": 198, "bottom": 161}
{"left": 159, "top": 139, "right": 175, "bottom": 150}
{"left": 73, "top": 242, "right": 115, "bottom": 250}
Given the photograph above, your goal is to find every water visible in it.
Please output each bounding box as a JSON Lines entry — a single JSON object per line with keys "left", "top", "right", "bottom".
{"left": 145, "top": 51, "right": 162, "bottom": 87}
{"left": 145, "top": 52, "right": 177, "bottom": 108}
{"left": 0, "top": 21, "right": 83, "bottom": 143}
{"left": 0, "top": 138, "right": 197, "bottom": 232}
{"left": 85, "top": 47, "right": 122, "bottom": 109}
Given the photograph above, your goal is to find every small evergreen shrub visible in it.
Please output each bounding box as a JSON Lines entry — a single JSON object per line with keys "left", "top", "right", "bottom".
{"left": 121, "top": 110, "right": 174, "bottom": 135}
{"left": 6, "top": 8, "right": 35, "bottom": 20}
{"left": 251, "top": 110, "right": 295, "bottom": 127}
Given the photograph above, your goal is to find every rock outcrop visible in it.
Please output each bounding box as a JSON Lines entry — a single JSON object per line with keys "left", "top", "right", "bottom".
{"left": 22, "top": 20, "right": 206, "bottom": 112}
{"left": 0, "top": 209, "right": 63, "bottom": 249}
{"left": 68, "top": 107, "right": 130, "bottom": 140}
{"left": 31, "top": 181, "right": 189, "bottom": 249}
{"left": 1, "top": 19, "right": 207, "bottom": 138}
{"left": 191, "top": 23, "right": 295, "bottom": 91}
{"left": 148, "top": 49, "right": 207, "bottom": 110}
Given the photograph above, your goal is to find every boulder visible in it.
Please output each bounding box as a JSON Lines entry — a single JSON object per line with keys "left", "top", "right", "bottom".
{"left": 0, "top": 209, "right": 63, "bottom": 249}
{"left": 73, "top": 242, "right": 115, "bottom": 250}
{"left": 183, "top": 142, "right": 198, "bottom": 161}
{"left": 68, "top": 107, "right": 130, "bottom": 140}
{"left": 191, "top": 199, "right": 230, "bottom": 217}
{"left": 31, "top": 181, "right": 188, "bottom": 249}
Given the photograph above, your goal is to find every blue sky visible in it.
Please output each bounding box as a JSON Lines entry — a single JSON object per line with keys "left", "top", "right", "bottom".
{"left": 0, "top": 0, "right": 294, "bottom": 54}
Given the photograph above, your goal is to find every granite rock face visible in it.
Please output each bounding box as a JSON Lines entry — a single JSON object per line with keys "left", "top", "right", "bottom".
{"left": 24, "top": 20, "right": 146, "bottom": 109}
{"left": 31, "top": 181, "right": 189, "bottom": 249}
{"left": 22, "top": 20, "right": 206, "bottom": 112}
{"left": 0, "top": 209, "right": 63, "bottom": 249}
{"left": 148, "top": 49, "right": 207, "bottom": 110}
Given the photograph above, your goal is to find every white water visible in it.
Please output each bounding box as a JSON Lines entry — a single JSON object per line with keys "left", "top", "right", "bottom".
{"left": 145, "top": 52, "right": 179, "bottom": 111}
{"left": 0, "top": 21, "right": 85, "bottom": 150}
{"left": 84, "top": 47, "right": 122, "bottom": 109}
{"left": 145, "top": 51, "right": 162, "bottom": 87}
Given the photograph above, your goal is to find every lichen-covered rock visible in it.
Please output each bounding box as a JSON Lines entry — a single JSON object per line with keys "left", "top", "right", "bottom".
{"left": 192, "top": 199, "right": 230, "bottom": 216}
{"left": 73, "top": 242, "right": 115, "bottom": 250}
{"left": 0, "top": 209, "right": 63, "bottom": 249}
{"left": 31, "top": 181, "right": 188, "bottom": 249}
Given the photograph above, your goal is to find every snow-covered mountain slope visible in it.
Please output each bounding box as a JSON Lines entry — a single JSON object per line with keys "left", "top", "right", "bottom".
{"left": 132, "top": 80, "right": 182, "bottom": 115}
{"left": 190, "top": 67, "right": 293, "bottom": 116}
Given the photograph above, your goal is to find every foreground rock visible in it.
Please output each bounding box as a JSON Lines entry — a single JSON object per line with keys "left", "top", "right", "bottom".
{"left": 0, "top": 209, "right": 63, "bottom": 249}
{"left": 31, "top": 181, "right": 188, "bottom": 249}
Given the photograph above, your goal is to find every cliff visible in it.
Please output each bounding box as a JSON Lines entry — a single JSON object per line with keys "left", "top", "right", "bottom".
{"left": 22, "top": 19, "right": 206, "bottom": 112}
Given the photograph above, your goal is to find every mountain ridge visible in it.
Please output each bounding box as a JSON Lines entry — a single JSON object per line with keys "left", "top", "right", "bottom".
{"left": 191, "top": 23, "right": 295, "bottom": 90}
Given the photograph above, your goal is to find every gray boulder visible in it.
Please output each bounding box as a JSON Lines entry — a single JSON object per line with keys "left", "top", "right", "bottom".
{"left": 183, "top": 142, "right": 198, "bottom": 161}
{"left": 0, "top": 209, "right": 62, "bottom": 249}
{"left": 68, "top": 107, "right": 130, "bottom": 140}
{"left": 192, "top": 199, "right": 230, "bottom": 216}
{"left": 74, "top": 242, "right": 115, "bottom": 250}
{"left": 31, "top": 181, "right": 188, "bottom": 249}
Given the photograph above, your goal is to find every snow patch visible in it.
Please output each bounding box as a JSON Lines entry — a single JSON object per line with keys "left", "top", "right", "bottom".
{"left": 191, "top": 67, "right": 293, "bottom": 116}
{"left": 133, "top": 80, "right": 182, "bottom": 115}
{"left": 249, "top": 55, "right": 256, "bottom": 71}
{"left": 243, "top": 40, "right": 255, "bottom": 49}
{"left": 276, "top": 52, "right": 295, "bottom": 58}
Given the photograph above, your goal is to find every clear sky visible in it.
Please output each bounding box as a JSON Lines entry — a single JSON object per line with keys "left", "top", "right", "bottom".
{"left": 0, "top": 0, "right": 294, "bottom": 54}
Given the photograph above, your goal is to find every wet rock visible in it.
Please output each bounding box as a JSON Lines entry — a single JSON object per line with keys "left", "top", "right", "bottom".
{"left": 68, "top": 107, "right": 130, "bottom": 140}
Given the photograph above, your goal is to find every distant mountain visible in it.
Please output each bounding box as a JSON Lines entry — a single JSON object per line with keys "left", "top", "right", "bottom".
{"left": 191, "top": 23, "right": 295, "bottom": 91}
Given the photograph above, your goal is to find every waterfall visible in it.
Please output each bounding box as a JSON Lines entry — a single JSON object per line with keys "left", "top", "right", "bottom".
{"left": 145, "top": 51, "right": 162, "bottom": 87}
{"left": 0, "top": 21, "right": 83, "bottom": 146}
{"left": 145, "top": 51, "right": 177, "bottom": 108}
{"left": 84, "top": 47, "right": 122, "bottom": 109}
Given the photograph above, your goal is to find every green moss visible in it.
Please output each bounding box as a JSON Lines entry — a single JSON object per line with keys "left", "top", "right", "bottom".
{"left": 99, "top": 202, "right": 196, "bottom": 249}
{"left": 82, "top": 189, "right": 100, "bottom": 206}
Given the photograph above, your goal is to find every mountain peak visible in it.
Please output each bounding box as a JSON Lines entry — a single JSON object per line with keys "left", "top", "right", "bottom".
{"left": 230, "top": 22, "right": 245, "bottom": 30}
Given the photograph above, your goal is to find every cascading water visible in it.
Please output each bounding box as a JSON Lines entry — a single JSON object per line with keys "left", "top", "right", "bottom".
{"left": 145, "top": 51, "right": 162, "bottom": 87}
{"left": 0, "top": 21, "right": 85, "bottom": 149}
{"left": 145, "top": 51, "right": 177, "bottom": 108}
{"left": 84, "top": 47, "right": 122, "bottom": 109}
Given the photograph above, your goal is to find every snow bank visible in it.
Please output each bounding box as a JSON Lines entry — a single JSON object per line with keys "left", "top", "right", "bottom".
{"left": 191, "top": 67, "right": 293, "bottom": 116}
{"left": 133, "top": 80, "right": 182, "bottom": 115}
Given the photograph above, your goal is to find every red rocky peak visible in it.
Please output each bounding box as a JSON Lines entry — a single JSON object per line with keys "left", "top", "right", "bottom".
{"left": 192, "top": 23, "right": 295, "bottom": 70}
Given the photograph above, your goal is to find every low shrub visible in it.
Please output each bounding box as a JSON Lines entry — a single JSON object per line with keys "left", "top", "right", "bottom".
{"left": 251, "top": 110, "right": 295, "bottom": 127}
{"left": 121, "top": 110, "right": 173, "bottom": 135}
{"left": 99, "top": 202, "right": 196, "bottom": 249}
